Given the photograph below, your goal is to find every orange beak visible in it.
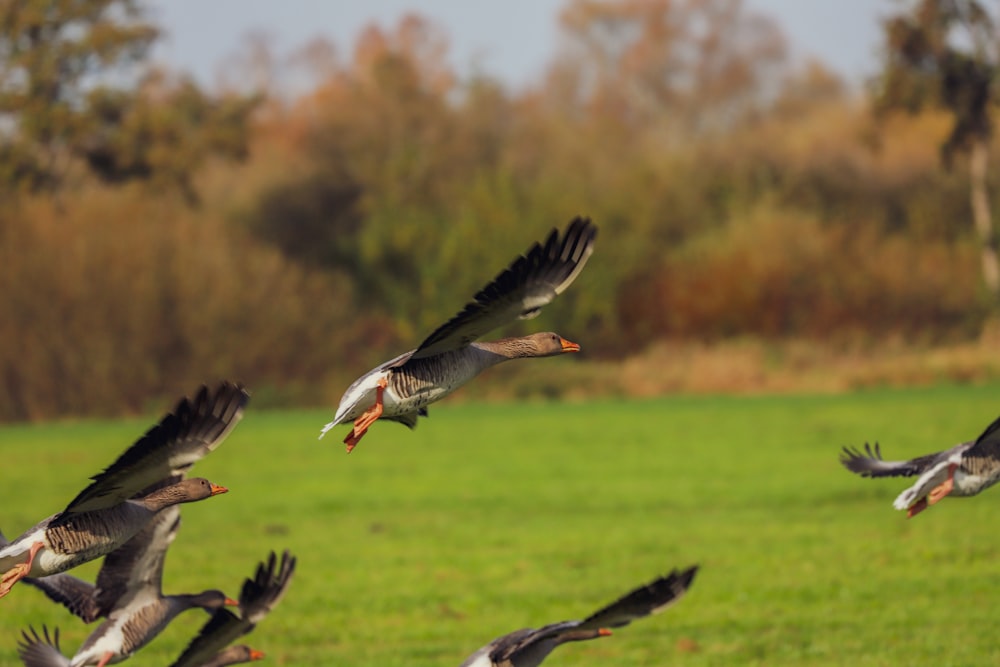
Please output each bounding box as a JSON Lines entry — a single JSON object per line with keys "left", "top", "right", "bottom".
{"left": 224, "top": 597, "right": 239, "bottom": 607}
{"left": 209, "top": 483, "right": 229, "bottom": 496}
{"left": 249, "top": 648, "right": 266, "bottom": 661}
{"left": 598, "top": 628, "right": 613, "bottom": 637}
{"left": 560, "top": 337, "right": 581, "bottom": 353}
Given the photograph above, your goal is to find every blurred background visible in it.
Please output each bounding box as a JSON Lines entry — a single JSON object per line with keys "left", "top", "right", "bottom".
{"left": 2, "top": 0, "right": 999, "bottom": 421}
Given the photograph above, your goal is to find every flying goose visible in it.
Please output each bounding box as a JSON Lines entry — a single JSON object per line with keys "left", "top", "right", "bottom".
{"left": 458, "top": 565, "right": 698, "bottom": 667}
{"left": 319, "top": 217, "right": 597, "bottom": 452}
{"left": 14, "top": 505, "right": 238, "bottom": 667}
{"left": 167, "top": 550, "right": 296, "bottom": 667}
{"left": 0, "top": 382, "right": 248, "bottom": 599}
{"left": 840, "top": 413, "right": 1000, "bottom": 517}
{"left": 17, "top": 629, "right": 262, "bottom": 667}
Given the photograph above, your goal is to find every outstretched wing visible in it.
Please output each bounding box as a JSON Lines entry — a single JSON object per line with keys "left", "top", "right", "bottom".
{"left": 93, "top": 500, "right": 181, "bottom": 614}
{"left": 17, "top": 626, "right": 70, "bottom": 667}
{"left": 464, "top": 566, "right": 698, "bottom": 666}
{"left": 63, "top": 382, "right": 249, "bottom": 515}
{"left": 406, "top": 217, "right": 597, "bottom": 361}
{"left": 21, "top": 574, "right": 100, "bottom": 624}
{"left": 169, "top": 550, "right": 296, "bottom": 667}
{"left": 839, "top": 442, "right": 965, "bottom": 478}
{"left": 959, "top": 413, "right": 1000, "bottom": 462}
{"left": 579, "top": 566, "right": 698, "bottom": 630}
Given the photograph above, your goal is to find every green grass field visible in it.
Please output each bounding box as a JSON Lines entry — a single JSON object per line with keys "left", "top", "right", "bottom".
{"left": 2, "top": 383, "right": 1000, "bottom": 666}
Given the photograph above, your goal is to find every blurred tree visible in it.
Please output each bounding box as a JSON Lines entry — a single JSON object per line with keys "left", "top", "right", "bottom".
{"left": 874, "top": 0, "right": 1000, "bottom": 304}
{"left": 0, "top": 0, "right": 258, "bottom": 201}
{"left": 557, "top": 0, "right": 787, "bottom": 137}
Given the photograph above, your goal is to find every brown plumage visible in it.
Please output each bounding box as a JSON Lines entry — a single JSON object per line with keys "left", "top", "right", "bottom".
{"left": 840, "top": 412, "right": 1000, "bottom": 516}
{"left": 320, "top": 218, "right": 596, "bottom": 451}
{"left": 168, "top": 550, "right": 296, "bottom": 667}
{"left": 459, "top": 566, "right": 698, "bottom": 667}
{"left": 0, "top": 382, "right": 247, "bottom": 600}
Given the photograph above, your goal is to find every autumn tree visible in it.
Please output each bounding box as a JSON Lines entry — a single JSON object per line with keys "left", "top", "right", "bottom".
{"left": 555, "top": 0, "right": 787, "bottom": 136}
{"left": 0, "top": 0, "right": 257, "bottom": 201}
{"left": 874, "top": 0, "right": 1000, "bottom": 305}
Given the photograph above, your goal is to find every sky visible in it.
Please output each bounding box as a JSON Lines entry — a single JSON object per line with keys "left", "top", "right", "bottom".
{"left": 147, "top": 1, "right": 892, "bottom": 92}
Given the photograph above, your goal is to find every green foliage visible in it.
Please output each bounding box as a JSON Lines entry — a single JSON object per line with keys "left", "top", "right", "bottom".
{"left": 874, "top": 0, "right": 998, "bottom": 161}
{"left": 0, "top": 189, "right": 358, "bottom": 421}
{"left": 0, "top": 0, "right": 257, "bottom": 199}
{"left": 4, "top": 386, "right": 1000, "bottom": 664}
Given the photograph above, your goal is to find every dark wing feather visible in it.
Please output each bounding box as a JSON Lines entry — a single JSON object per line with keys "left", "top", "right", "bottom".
{"left": 482, "top": 627, "right": 542, "bottom": 664}
{"left": 168, "top": 608, "right": 244, "bottom": 667}
{"left": 62, "top": 382, "right": 249, "bottom": 515}
{"left": 168, "top": 550, "right": 296, "bottom": 667}
{"left": 579, "top": 566, "right": 698, "bottom": 630}
{"left": 959, "top": 413, "right": 1000, "bottom": 460}
{"left": 21, "top": 575, "right": 101, "bottom": 623}
{"left": 839, "top": 442, "right": 960, "bottom": 478}
{"left": 408, "top": 217, "right": 597, "bottom": 361}
{"left": 17, "top": 626, "right": 70, "bottom": 667}
{"left": 93, "top": 503, "right": 181, "bottom": 614}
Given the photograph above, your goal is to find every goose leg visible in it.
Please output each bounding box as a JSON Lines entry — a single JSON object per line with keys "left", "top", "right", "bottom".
{"left": 927, "top": 463, "right": 958, "bottom": 505}
{"left": 0, "top": 541, "right": 43, "bottom": 598}
{"left": 344, "top": 378, "right": 388, "bottom": 453}
{"left": 96, "top": 652, "right": 115, "bottom": 667}
{"left": 907, "top": 498, "right": 929, "bottom": 518}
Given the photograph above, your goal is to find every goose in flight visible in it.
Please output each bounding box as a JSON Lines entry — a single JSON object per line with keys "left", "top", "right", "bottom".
{"left": 320, "top": 217, "right": 597, "bottom": 452}
{"left": 458, "top": 565, "right": 698, "bottom": 667}
{"left": 0, "top": 382, "right": 247, "bottom": 599}
{"left": 840, "top": 413, "right": 1000, "bottom": 517}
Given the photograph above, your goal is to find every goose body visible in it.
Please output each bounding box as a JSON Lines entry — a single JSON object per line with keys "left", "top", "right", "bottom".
{"left": 840, "top": 412, "right": 1000, "bottom": 517}
{"left": 2, "top": 478, "right": 226, "bottom": 585}
{"left": 320, "top": 218, "right": 597, "bottom": 451}
{"left": 17, "top": 508, "right": 237, "bottom": 667}
{"left": 459, "top": 566, "right": 698, "bottom": 667}
{"left": 168, "top": 550, "right": 295, "bottom": 667}
{"left": 1, "top": 382, "right": 248, "bottom": 599}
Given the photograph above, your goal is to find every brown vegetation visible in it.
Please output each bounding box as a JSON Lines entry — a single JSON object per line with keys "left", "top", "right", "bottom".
{"left": 1, "top": 1, "right": 999, "bottom": 421}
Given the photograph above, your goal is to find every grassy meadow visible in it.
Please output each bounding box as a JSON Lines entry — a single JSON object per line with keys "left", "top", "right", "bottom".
{"left": 2, "top": 383, "right": 1000, "bottom": 665}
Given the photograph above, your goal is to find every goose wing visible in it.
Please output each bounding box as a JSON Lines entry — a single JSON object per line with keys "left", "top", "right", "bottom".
{"left": 458, "top": 627, "right": 537, "bottom": 666}
{"left": 62, "top": 382, "right": 249, "bottom": 515}
{"left": 839, "top": 442, "right": 967, "bottom": 478}
{"left": 956, "top": 413, "right": 1000, "bottom": 467}
{"left": 17, "top": 626, "right": 70, "bottom": 667}
{"left": 577, "top": 566, "right": 698, "bottom": 630}
{"left": 168, "top": 550, "right": 296, "bottom": 667}
{"left": 93, "top": 498, "right": 181, "bottom": 614}
{"left": 405, "top": 218, "right": 597, "bottom": 362}
{"left": 21, "top": 575, "right": 100, "bottom": 624}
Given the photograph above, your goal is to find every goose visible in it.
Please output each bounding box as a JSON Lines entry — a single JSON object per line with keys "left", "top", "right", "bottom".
{"left": 840, "top": 413, "right": 1000, "bottom": 517}
{"left": 0, "top": 382, "right": 248, "bottom": 599}
{"left": 319, "top": 217, "right": 597, "bottom": 452}
{"left": 14, "top": 504, "right": 238, "bottom": 667}
{"left": 458, "top": 565, "right": 698, "bottom": 667}
{"left": 17, "top": 630, "right": 263, "bottom": 667}
{"left": 167, "top": 550, "right": 296, "bottom": 667}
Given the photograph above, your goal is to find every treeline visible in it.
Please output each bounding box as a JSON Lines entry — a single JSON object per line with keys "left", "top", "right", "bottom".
{"left": 0, "top": 1, "right": 994, "bottom": 420}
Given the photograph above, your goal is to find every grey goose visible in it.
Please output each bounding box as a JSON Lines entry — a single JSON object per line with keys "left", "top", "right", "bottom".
{"left": 319, "top": 217, "right": 597, "bottom": 452}
{"left": 459, "top": 565, "right": 698, "bottom": 667}
{"left": 14, "top": 502, "right": 237, "bottom": 666}
{"left": 167, "top": 550, "right": 296, "bottom": 667}
{"left": 840, "top": 413, "right": 1000, "bottom": 517}
{"left": 0, "top": 382, "right": 248, "bottom": 599}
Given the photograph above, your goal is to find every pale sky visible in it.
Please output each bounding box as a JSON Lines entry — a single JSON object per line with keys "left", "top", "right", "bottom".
{"left": 147, "top": 1, "right": 891, "bottom": 91}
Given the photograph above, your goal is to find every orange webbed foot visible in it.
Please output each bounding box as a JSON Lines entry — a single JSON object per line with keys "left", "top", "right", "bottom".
{"left": 907, "top": 498, "right": 929, "bottom": 518}
{"left": 928, "top": 463, "right": 958, "bottom": 506}
{"left": 0, "top": 541, "right": 43, "bottom": 599}
{"left": 344, "top": 377, "right": 388, "bottom": 453}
